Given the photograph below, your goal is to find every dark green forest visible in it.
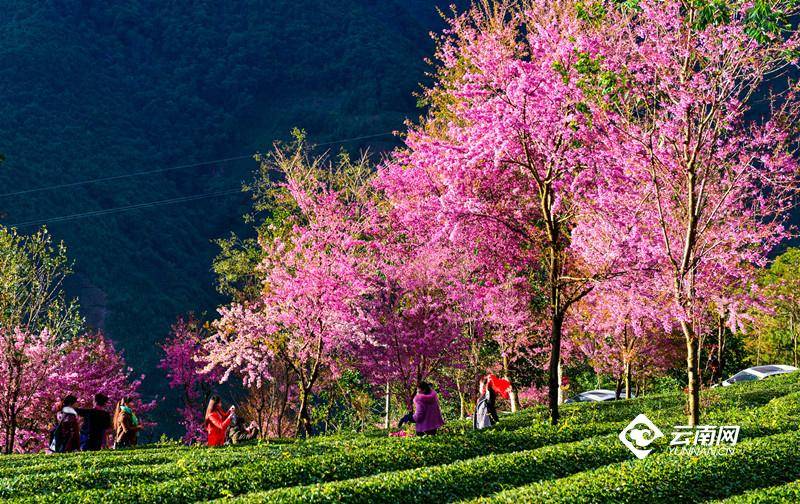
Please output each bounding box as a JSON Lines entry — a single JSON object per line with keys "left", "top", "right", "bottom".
{"left": 0, "top": 0, "right": 459, "bottom": 435}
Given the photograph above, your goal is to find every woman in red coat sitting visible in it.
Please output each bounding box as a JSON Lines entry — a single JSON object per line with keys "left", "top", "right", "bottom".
{"left": 205, "top": 395, "right": 234, "bottom": 447}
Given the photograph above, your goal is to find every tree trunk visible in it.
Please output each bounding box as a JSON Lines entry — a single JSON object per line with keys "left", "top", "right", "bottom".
{"left": 547, "top": 313, "right": 564, "bottom": 425}
{"left": 756, "top": 335, "right": 761, "bottom": 366}
{"left": 624, "top": 361, "right": 632, "bottom": 399}
{"left": 502, "top": 354, "right": 519, "bottom": 412}
{"left": 8, "top": 422, "right": 16, "bottom": 455}
{"left": 276, "top": 366, "right": 291, "bottom": 438}
{"left": 3, "top": 423, "right": 12, "bottom": 455}
{"left": 683, "top": 323, "right": 701, "bottom": 426}
{"left": 716, "top": 315, "right": 726, "bottom": 384}
{"left": 456, "top": 374, "right": 466, "bottom": 420}
{"left": 614, "top": 376, "right": 623, "bottom": 400}
{"left": 296, "top": 388, "right": 312, "bottom": 438}
{"left": 540, "top": 179, "right": 566, "bottom": 426}
{"left": 790, "top": 312, "right": 797, "bottom": 368}
{"left": 383, "top": 382, "right": 391, "bottom": 429}
{"left": 557, "top": 359, "right": 564, "bottom": 405}
{"left": 3, "top": 411, "right": 16, "bottom": 454}
{"left": 275, "top": 392, "right": 286, "bottom": 439}
{"left": 257, "top": 408, "right": 265, "bottom": 440}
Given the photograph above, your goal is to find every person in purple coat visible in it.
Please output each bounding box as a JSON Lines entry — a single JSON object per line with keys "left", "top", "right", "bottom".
{"left": 411, "top": 381, "right": 444, "bottom": 436}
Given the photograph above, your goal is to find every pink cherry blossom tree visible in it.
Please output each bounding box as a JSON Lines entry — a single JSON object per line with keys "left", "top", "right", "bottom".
{"left": 373, "top": 153, "right": 531, "bottom": 414}
{"left": 574, "top": 284, "right": 682, "bottom": 399}
{"left": 0, "top": 327, "right": 58, "bottom": 454}
{"left": 353, "top": 243, "right": 468, "bottom": 410}
{"left": 577, "top": 0, "right": 800, "bottom": 424}
{"left": 1, "top": 329, "right": 151, "bottom": 453}
{"left": 0, "top": 227, "right": 149, "bottom": 452}
{"left": 377, "top": 2, "right": 623, "bottom": 424}
{"left": 207, "top": 142, "right": 373, "bottom": 437}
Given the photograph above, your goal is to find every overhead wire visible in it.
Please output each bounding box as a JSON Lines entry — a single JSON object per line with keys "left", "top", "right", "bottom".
{"left": 2, "top": 130, "right": 398, "bottom": 228}
{"left": 0, "top": 131, "right": 396, "bottom": 198}
{"left": 9, "top": 188, "right": 243, "bottom": 228}
{"left": 0, "top": 156, "right": 252, "bottom": 198}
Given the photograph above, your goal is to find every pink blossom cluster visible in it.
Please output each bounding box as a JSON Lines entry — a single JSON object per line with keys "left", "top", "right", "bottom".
{"left": 0, "top": 327, "right": 152, "bottom": 453}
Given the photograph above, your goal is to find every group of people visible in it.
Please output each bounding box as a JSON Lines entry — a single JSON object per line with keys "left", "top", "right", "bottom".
{"left": 49, "top": 394, "right": 142, "bottom": 453}
{"left": 204, "top": 395, "right": 259, "bottom": 446}
{"left": 48, "top": 393, "right": 258, "bottom": 454}
{"left": 398, "top": 374, "right": 509, "bottom": 436}
{"left": 48, "top": 377, "right": 506, "bottom": 452}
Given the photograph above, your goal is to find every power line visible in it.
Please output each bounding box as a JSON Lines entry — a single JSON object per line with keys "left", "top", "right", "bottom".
{"left": 3, "top": 130, "right": 399, "bottom": 229}
{"left": 0, "top": 156, "right": 252, "bottom": 198}
{"left": 312, "top": 131, "right": 395, "bottom": 147}
{"left": 9, "top": 188, "right": 243, "bottom": 228}
{"left": 0, "top": 131, "right": 396, "bottom": 198}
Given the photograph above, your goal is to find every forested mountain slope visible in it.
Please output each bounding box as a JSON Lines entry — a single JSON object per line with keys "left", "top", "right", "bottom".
{"left": 0, "top": 0, "right": 457, "bottom": 433}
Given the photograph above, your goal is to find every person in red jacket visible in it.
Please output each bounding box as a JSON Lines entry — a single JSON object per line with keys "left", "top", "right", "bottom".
{"left": 205, "top": 395, "right": 234, "bottom": 447}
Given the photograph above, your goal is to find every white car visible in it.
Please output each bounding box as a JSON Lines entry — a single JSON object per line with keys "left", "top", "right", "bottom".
{"left": 565, "top": 389, "right": 635, "bottom": 403}
{"left": 721, "top": 364, "right": 798, "bottom": 387}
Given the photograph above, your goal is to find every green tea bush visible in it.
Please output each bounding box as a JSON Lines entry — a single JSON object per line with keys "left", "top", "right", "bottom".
{"left": 470, "top": 430, "right": 800, "bottom": 503}
{"left": 714, "top": 480, "right": 800, "bottom": 503}
{"left": 21, "top": 421, "right": 622, "bottom": 503}
{"left": 226, "top": 391, "right": 800, "bottom": 503}
{"left": 230, "top": 435, "right": 633, "bottom": 503}
{"left": 1, "top": 373, "right": 797, "bottom": 504}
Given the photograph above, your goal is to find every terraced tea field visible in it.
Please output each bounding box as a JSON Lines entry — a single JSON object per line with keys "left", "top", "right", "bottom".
{"left": 2, "top": 374, "right": 799, "bottom": 503}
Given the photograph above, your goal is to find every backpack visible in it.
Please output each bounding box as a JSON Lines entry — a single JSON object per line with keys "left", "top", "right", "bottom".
{"left": 48, "top": 418, "right": 66, "bottom": 453}
{"left": 49, "top": 411, "right": 78, "bottom": 453}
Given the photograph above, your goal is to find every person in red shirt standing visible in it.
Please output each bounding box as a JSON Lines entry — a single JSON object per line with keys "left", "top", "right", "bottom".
{"left": 205, "top": 395, "right": 234, "bottom": 447}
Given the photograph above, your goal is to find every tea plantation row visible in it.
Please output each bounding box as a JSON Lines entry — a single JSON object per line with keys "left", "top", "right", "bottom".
{"left": 2, "top": 373, "right": 798, "bottom": 503}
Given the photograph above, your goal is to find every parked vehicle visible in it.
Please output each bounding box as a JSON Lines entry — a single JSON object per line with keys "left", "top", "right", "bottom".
{"left": 565, "top": 389, "right": 635, "bottom": 403}
{"left": 721, "top": 365, "right": 798, "bottom": 387}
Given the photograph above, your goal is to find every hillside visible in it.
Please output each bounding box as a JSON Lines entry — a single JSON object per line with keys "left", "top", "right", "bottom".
{"left": 0, "top": 0, "right": 461, "bottom": 432}
{"left": 1, "top": 374, "right": 799, "bottom": 502}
